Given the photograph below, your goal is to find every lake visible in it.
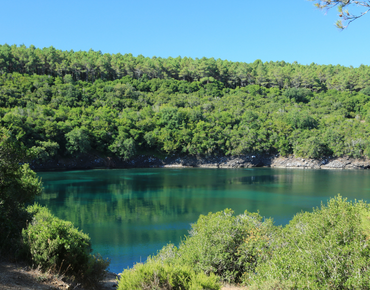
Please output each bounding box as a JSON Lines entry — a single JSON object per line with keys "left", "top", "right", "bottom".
{"left": 36, "top": 168, "right": 370, "bottom": 273}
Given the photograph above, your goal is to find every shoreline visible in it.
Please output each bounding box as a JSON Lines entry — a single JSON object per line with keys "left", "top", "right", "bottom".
{"left": 30, "top": 154, "right": 370, "bottom": 172}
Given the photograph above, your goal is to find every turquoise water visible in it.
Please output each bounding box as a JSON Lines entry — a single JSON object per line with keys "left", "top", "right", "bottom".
{"left": 36, "top": 168, "right": 370, "bottom": 273}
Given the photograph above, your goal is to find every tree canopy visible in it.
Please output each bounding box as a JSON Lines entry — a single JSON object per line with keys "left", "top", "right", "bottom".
{"left": 1, "top": 45, "right": 370, "bottom": 160}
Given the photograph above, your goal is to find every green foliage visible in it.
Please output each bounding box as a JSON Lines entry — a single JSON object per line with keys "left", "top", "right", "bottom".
{"left": 2, "top": 45, "right": 370, "bottom": 160}
{"left": 361, "top": 86, "right": 370, "bottom": 96}
{"left": 117, "top": 260, "right": 221, "bottom": 290}
{"left": 283, "top": 88, "right": 312, "bottom": 103}
{"left": 0, "top": 127, "right": 42, "bottom": 255}
{"left": 153, "top": 209, "right": 274, "bottom": 283}
{"left": 0, "top": 126, "right": 109, "bottom": 285}
{"left": 22, "top": 204, "right": 109, "bottom": 283}
{"left": 109, "top": 135, "right": 136, "bottom": 160}
{"left": 0, "top": 44, "right": 369, "bottom": 93}
{"left": 291, "top": 130, "right": 330, "bottom": 158}
{"left": 65, "top": 127, "right": 91, "bottom": 156}
{"left": 286, "top": 109, "right": 317, "bottom": 130}
{"left": 247, "top": 279, "right": 295, "bottom": 290}
{"left": 128, "top": 196, "right": 370, "bottom": 288}
{"left": 248, "top": 195, "right": 370, "bottom": 289}
{"left": 310, "top": 0, "right": 370, "bottom": 29}
{"left": 31, "top": 140, "right": 59, "bottom": 162}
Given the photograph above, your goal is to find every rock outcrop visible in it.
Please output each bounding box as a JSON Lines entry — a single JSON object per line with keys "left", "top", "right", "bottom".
{"left": 30, "top": 153, "right": 370, "bottom": 171}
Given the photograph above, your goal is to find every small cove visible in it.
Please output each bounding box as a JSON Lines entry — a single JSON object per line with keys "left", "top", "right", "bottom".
{"left": 36, "top": 168, "right": 370, "bottom": 274}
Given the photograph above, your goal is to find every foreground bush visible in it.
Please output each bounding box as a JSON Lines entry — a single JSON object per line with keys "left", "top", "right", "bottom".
{"left": 117, "top": 261, "right": 221, "bottom": 290}
{"left": 129, "top": 196, "right": 370, "bottom": 289}
{"left": 248, "top": 195, "right": 370, "bottom": 289}
{"left": 22, "top": 204, "right": 109, "bottom": 284}
{"left": 0, "top": 128, "right": 42, "bottom": 256}
{"left": 152, "top": 209, "right": 275, "bottom": 283}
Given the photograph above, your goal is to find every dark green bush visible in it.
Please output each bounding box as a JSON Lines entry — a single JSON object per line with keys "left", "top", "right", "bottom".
{"left": 361, "top": 86, "right": 370, "bottom": 96}
{"left": 22, "top": 204, "right": 109, "bottom": 283}
{"left": 283, "top": 88, "right": 312, "bottom": 103}
{"left": 117, "top": 261, "right": 221, "bottom": 290}
{"left": 153, "top": 209, "right": 275, "bottom": 283}
{"left": 248, "top": 195, "right": 370, "bottom": 289}
{"left": 31, "top": 140, "right": 59, "bottom": 163}
{"left": 0, "top": 128, "right": 42, "bottom": 256}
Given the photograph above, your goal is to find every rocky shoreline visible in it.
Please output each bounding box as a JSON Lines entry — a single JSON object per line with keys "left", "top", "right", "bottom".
{"left": 30, "top": 153, "right": 370, "bottom": 171}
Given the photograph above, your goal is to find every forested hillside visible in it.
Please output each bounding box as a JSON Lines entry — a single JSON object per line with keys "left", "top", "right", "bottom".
{"left": 1, "top": 44, "right": 370, "bottom": 91}
{"left": 1, "top": 44, "right": 370, "bottom": 161}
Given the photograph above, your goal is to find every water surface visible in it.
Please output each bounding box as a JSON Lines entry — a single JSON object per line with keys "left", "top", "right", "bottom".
{"left": 36, "top": 168, "right": 370, "bottom": 273}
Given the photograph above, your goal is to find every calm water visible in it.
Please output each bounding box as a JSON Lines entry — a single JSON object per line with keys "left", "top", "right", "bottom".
{"left": 36, "top": 168, "right": 370, "bottom": 273}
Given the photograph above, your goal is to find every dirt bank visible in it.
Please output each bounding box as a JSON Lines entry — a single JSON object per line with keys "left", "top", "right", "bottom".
{"left": 0, "top": 259, "right": 245, "bottom": 290}
{"left": 0, "top": 259, "right": 118, "bottom": 290}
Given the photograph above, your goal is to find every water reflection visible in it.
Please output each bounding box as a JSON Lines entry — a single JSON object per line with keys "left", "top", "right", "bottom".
{"left": 36, "top": 168, "right": 370, "bottom": 273}
{"left": 234, "top": 174, "right": 282, "bottom": 185}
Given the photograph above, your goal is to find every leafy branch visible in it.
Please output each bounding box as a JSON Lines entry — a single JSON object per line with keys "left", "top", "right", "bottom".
{"left": 310, "top": 0, "right": 370, "bottom": 28}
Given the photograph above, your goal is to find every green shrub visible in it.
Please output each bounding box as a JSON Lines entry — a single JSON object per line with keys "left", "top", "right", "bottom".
{"left": 361, "top": 86, "right": 370, "bottom": 96}
{"left": 248, "top": 195, "right": 370, "bottom": 289}
{"left": 153, "top": 209, "right": 275, "bottom": 283}
{"left": 65, "top": 127, "right": 91, "bottom": 156}
{"left": 283, "top": 88, "right": 312, "bottom": 103}
{"left": 22, "top": 204, "right": 109, "bottom": 283}
{"left": 247, "top": 279, "right": 294, "bottom": 290}
{"left": 0, "top": 128, "right": 42, "bottom": 256}
{"left": 117, "top": 260, "right": 221, "bottom": 290}
{"left": 31, "top": 140, "right": 59, "bottom": 163}
{"left": 0, "top": 203, "right": 32, "bottom": 256}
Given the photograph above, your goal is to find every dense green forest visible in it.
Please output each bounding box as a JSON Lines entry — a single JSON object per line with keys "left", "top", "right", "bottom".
{"left": 2, "top": 44, "right": 370, "bottom": 160}
{"left": 2, "top": 44, "right": 370, "bottom": 91}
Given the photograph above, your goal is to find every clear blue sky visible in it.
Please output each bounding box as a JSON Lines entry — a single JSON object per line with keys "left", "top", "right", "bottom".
{"left": 1, "top": 0, "right": 369, "bottom": 67}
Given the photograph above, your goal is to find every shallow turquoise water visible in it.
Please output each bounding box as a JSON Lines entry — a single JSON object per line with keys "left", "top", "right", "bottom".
{"left": 36, "top": 168, "right": 370, "bottom": 273}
